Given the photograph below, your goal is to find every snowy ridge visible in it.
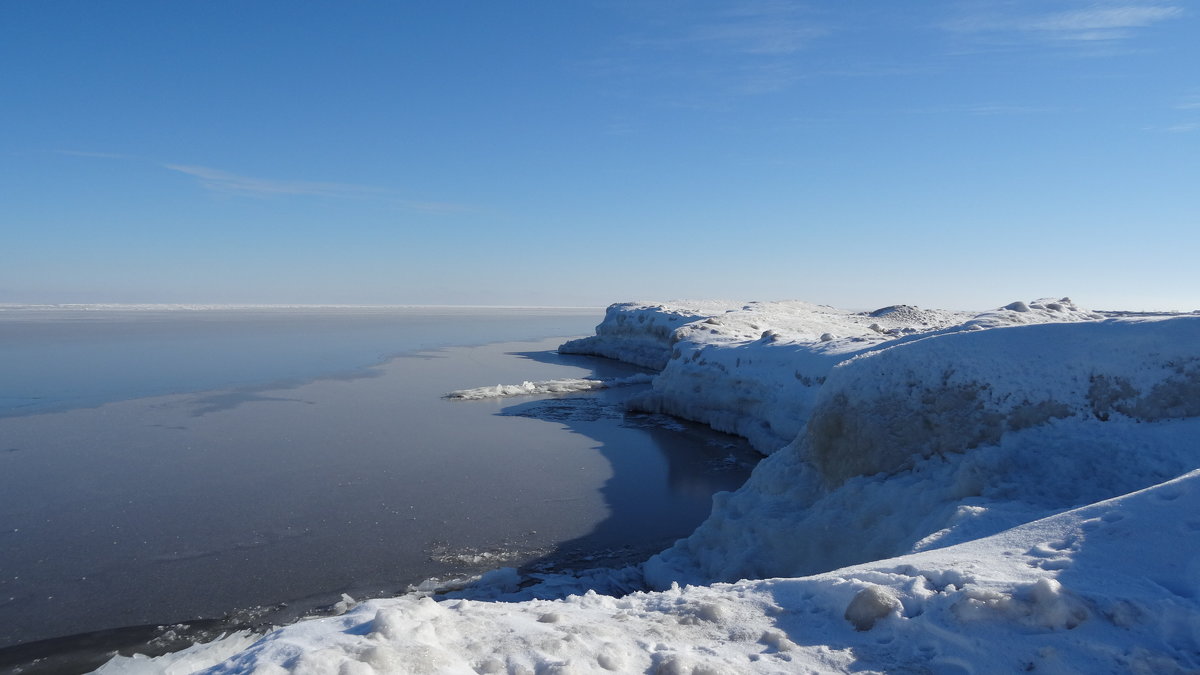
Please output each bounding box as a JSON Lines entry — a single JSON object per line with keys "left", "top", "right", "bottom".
{"left": 626, "top": 301, "right": 973, "bottom": 453}
{"left": 646, "top": 308, "right": 1200, "bottom": 585}
{"left": 444, "top": 374, "right": 653, "bottom": 400}
{"left": 571, "top": 299, "right": 1099, "bottom": 454}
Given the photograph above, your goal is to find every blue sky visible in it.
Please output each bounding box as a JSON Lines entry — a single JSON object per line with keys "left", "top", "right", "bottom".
{"left": 3, "top": 1, "right": 1197, "bottom": 310}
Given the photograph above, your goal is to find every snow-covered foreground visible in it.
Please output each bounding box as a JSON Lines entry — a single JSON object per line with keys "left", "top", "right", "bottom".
{"left": 106, "top": 299, "right": 1200, "bottom": 674}
{"left": 146, "top": 470, "right": 1200, "bottom": 674}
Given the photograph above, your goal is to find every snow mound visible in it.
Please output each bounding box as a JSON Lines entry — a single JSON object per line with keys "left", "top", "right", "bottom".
{"left": 444, "top": 373, "right": 652, "bottom": 400}
{"left": 196, "top": 471, "right": 1200, "bottom": 674}
{"left": 965, "top": 296, "right": 1105, "bottom": 329}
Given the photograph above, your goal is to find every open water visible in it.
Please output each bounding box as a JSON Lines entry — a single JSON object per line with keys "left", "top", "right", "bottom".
{"left": 0, "top": 307, "right": 757, "bottom": 671}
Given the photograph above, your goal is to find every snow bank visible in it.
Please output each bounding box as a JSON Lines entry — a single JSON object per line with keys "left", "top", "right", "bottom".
{"left": 93, "top": 632, "right": 260, "bottom": 675}
{"left": 196, "top": 471, "right": 1200, "bottom": 674}
{"left": 646, "top": 313, "right": 1200, "bottom": 585}
{"left": 809, "top": 316, "right": 1200, "bottom": 484}
{"left": 567, "top": 298, "right": 1100, "bottom": 454}
{"left": 647, "top": 412, "right": 1200, "bottom": 587}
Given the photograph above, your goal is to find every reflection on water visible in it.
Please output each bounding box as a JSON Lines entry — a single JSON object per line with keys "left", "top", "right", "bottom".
{"left": 0, "top": 325, "right": 758, "bottom": 664}
{"left": 500, "top": 389, "right": 755, "bottom": 571}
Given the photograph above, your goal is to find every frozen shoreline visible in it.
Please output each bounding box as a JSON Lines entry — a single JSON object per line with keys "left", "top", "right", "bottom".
{"left": 100, "top": 298, "right": 1200, "bottom": 673}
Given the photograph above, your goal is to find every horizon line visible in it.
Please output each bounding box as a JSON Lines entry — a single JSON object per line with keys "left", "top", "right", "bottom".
{"left": 0, "top": 303, "right": 608, "bottom": 311}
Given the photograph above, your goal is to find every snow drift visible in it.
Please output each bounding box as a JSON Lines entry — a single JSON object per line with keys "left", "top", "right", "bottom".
{"left": 200, "top": 469, "right": 1200, "bottom": 674}
{"left": 112, "top": 298, "right": 1200, "bottom": 674}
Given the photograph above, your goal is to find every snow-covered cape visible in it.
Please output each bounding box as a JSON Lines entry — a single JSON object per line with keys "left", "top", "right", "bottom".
{"left": 115, "top": 298, "right": 1200, "bottom": 674}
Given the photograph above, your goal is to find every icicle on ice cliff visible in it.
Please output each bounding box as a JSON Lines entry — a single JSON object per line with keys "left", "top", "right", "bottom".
{"left": 108, "top": 298, "right": 1200, "bottom": 674}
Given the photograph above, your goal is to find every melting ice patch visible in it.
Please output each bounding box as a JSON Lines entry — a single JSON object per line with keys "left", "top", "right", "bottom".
{"left": 444, "top": 373, "right": 653, "bottom": 400}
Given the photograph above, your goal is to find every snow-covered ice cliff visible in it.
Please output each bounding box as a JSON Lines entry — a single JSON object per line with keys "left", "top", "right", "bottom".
{"left": 114, "top": 298, "right": 1200, "bottom": 674}
{"left": 561, "top": 299, "right": 1105, "bottom": 454}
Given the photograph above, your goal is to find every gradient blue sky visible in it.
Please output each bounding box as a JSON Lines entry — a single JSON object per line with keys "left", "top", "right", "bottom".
{"left": 3, "top": 1, "right": 1197, "bottom": 310}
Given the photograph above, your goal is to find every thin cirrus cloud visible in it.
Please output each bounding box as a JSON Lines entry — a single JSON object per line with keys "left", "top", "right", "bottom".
{"left": 162, "top": 164, "right": 470, "bottom": 213}
{"left": 52, "top": 149, "right": 137, "bottom": 160}
{"left": 1168, "top": 122, "right": 1200, "bottom": 132}
{"left": 629, "top": 2, "right": 826, "bottom": 55}
{"left": 906, "top": 103, "right": 1062, "bottom": 116}
{"left": 1175, "top": 95, "right": 1200, "bottom": 110}
{"left": 945, "top": 2, "right": 1183, "bottom": 44}
{"left": 51, "top": 150, "right": 468, "bottom": 213}
{"left": 593, "top": 1, "right": 827, "bottom": 97}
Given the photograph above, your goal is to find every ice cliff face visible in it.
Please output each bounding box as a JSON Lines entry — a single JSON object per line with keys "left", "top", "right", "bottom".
{"left": 809, "top": 316, "right": 1200, "bottom": 484}
{"left": 559, "top": 301, "right": 732, "bottom": 369}
{"left": 562, "top": 298, "right": 1103, "bottom": 455}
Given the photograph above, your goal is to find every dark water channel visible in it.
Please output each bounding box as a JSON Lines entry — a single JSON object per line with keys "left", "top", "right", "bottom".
{"left": 0, "top": 308, "right": 757, "bottom": 671}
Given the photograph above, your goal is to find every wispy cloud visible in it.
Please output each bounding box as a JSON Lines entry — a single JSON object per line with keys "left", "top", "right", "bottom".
{"left": 594, "top": 1, "right": 829, "bottom": 97}
{"left": 51, "top": 151, "right": 472, "bottom": 213}
{"left": 635, "top": 2, "right": 827, "bottom": 55}
{"left": 945, "top": 1, "right": 1183, "bottom": 47}
{"left": 163, "top": 164, "right": 387, "bottom": 199}
{"left": 1163, "top": 121, "right": 1200, "bottom": 132}
{"left": 161, "top": 164, "right": 469, "bottom": 212}
{"left": 52, "top": 149, "right": 136, "bottom": 160}
{"left": 1175, "top": 95, "right": 1200, "bottom": 110}
{"left": 1143, "top": 121, "right": 1200, "bottom": 133}
{"left": 906, "top": 102, "right": 1063, "bottom": 116}
{"left": 962, "top": 103, "right": 1061, "bottom": 115}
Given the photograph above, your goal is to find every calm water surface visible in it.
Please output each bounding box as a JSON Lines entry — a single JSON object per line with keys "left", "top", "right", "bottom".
{"left": 0, "top": 308, "right": 757, "bottom": 662}
{"left": 0, "top": 306, "right": 603, "bottom": 417}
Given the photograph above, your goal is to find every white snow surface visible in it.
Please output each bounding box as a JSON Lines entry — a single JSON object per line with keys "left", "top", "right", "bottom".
{"left": 199, "top": 470, "right": 1200, "bottom": 674}
{"left": 104, "top": 298, "right": 1200, "bottom": 674}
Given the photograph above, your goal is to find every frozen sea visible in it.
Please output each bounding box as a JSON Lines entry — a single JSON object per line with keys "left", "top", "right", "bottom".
{"left": 0, "top": 307, "right": 757, "bottom": 669}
